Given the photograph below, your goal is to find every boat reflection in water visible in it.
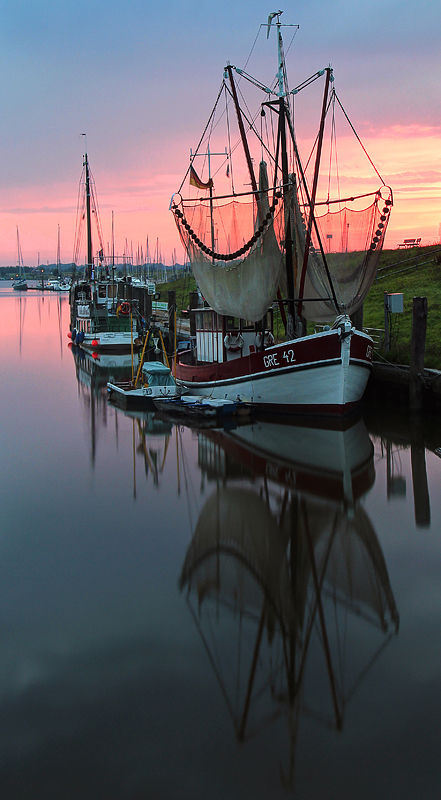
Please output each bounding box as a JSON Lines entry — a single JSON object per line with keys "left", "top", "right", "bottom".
{"left": 180, "top": 416, "right": 399, "bottom": 788}
{"left": 70, "top": 342, "right": 173, "bottom": 486}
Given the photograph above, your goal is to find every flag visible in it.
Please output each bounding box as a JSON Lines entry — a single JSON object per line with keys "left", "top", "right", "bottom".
{"left": 189, "top": 165, "right": 213, "bottom": 190}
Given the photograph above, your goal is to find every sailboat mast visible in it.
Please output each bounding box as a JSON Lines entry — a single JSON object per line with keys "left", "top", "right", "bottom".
{"left": 57, "top": 224, "right": 61, "bottom": 277}
{"left": 85, "top": 152, "right": 93, "bottom": 281}
{"left": 16, "top": 226, "right": 20, "bottom": 274}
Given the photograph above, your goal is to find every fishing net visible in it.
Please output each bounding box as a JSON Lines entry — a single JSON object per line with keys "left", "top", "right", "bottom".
{"left": 172, "top": 162, "right": 392, "bottom": 325}
{"left": 291, "top": 186, "right": 393, "bottom": 323}
{"left": 171, "top": 162, "right": 286, "bottom": 322}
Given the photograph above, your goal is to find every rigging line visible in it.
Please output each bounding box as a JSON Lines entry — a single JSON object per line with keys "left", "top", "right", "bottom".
{"left": 333, "top": 92, "right": 385, "bottom": 184}
{"left": 242, "top": 23, "right": 262, "bottom": 72}
{"left": 332, "top": 96, "right": 343, "bottom": 213}
{"left": 304, "top": 92, "right": 334, "bottom": 173}
{"left": 283, "top": 27, "right": 299, "bottom": 59}
{"left": 73, "top": 170, "right": 86, "bottom": 264}
{"left": 224, "top": 84, "right": 275, "bottom": 167}
{"left": 326, "top": 98, "right": 335, "bottom": 203}
{"left": 309, "top": 189, "right": 384, "bottom": 206}
{"left": 177, "top": 81, "right": 226, "bottom": 195}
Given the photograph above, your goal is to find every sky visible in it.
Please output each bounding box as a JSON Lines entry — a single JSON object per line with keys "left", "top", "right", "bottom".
{"left": 0, "top": 0, "right": 440, "bottom": 267}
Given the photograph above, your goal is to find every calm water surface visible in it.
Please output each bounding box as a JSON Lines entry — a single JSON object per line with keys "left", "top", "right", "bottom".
{"left": 1, "top": 283, "right": 441, "bottom": 799}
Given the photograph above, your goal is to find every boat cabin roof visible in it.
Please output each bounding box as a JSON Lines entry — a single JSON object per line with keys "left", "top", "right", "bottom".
{"left": 142, "top": 361, "right": 172, "bottom": 376}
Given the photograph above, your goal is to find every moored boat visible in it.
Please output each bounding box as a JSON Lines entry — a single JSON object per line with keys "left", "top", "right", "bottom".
{"left": 107, "top": 360, "right": 181, "bottom": 407}
{"left": 68, "top": 149, "right": 142, "bottom": 352}
{"left": 170, "top": 12, "right": 392, "bottom": 415}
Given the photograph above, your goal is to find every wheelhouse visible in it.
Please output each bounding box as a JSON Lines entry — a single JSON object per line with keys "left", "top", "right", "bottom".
{"left": 194, "top": 307, "right": 274, "bottom": 364}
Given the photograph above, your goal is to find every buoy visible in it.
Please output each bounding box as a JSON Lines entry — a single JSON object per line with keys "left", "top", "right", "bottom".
{"left": 91, "top": 339, "right": 99, "bottom": 347}
{"left": 224, "top": 333, "right": 244, "bottom": 352}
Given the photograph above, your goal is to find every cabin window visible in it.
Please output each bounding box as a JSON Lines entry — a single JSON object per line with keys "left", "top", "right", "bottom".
{"left": 203, "top": 312, "right": 213, "bottom": 330}
{"left": 212, "top": 313, "right": 221, "bottom": 332}
{"left": 241, "top": 319, "right": 255, "bottom": 330}
{"left": 265, "top": 310, "right": 273, "bottom": 329}
{"left": 98, "top": 285, "right": 107, "bottom": 299}
{"left": 195, "top": 312, "right": 203, "bottom": 330}
{"left": 107, "top": 284, "right": 118, "bottom": 298}
{"left": 226, "top": 316, "right": 239, "bottom": 331}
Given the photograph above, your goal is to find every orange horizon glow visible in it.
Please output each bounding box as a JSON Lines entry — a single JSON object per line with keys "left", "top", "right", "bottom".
{"left": 1, "top": 125, "right": 440, "bottom": 268}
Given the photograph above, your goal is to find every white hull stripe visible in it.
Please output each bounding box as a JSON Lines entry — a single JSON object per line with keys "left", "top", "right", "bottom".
{"left": 176, "top": 357, "right": 352, "bottom": 390}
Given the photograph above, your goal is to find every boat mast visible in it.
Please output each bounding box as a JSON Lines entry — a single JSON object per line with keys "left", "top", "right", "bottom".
{"left": 207, "top": 145, "right": 215, "bottom": 253}
{"left": 226, "top": 65, "right": 258, "bottom": 200}
{"left": 296, "top": 68, "right": 339, "bottom": 318}
{"left": 57, "top": 224, "right": 61, "bottom": 278}
{"left": 84, "top": 151, "right": 93, "bottom": 281}
{"left": 274, "top": 13, "right": 296, "bottom": 333}
{"left": 16, "top": 226, "right": 20, "bottom": 277}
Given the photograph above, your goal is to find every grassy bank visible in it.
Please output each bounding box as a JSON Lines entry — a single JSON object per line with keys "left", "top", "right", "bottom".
{"left": 156, "top": 244, "right": 441, "bottom": 369}
{"left": 363, "top": 245, "right": 441, "bottom": 369}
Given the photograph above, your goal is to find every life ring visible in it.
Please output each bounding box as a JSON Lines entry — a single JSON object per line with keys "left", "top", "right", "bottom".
{"left": 224, "top": 333, "right": 244, "bottom": 352}
{"left": 119, "top": 302, "right": 131, "bottom": 316}
{"left": 254, "top": 332, "right": 263, "bottom": 349}
{"left": 264, "top": 331, "right": 275, "bottom": 347}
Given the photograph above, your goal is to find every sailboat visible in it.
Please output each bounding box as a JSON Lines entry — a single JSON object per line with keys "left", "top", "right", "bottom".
{"left": 12, "top": 227, "right": 28, "bottom": 291}
{"left": 69, "top": 149, "right": 142, "bottom": 352}
{"left": 170, "top": 13, "right": 392, "bottom": 415}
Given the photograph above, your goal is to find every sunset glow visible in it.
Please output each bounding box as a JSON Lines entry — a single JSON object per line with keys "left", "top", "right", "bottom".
{"left": 1, "top": 1, "right": 439, "bottom": 267}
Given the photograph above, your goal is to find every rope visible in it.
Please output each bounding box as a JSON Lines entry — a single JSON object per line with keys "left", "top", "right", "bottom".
{"left": 333, "top": 92, "right": 385, "bottom": 185}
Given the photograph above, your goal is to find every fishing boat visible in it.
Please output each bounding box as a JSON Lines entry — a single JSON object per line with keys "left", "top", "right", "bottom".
{"left": 107, "top": 360, "right": 181, "bottom": 408}
{"left": 69, "top": 150, "right": 141, "bottom": 352}
{"left": 12, "top": 227, "right": 28, "bottom": 291}
{"left": 170, "top": 12, "right": 392, "bottom": 415}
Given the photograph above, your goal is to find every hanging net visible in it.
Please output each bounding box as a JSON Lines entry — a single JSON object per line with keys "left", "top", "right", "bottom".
{"left": 292, "top": 186, "right": 393, "bottom": 324}
{"left": 171, "top": 162, "right": 286, "bottom": 322}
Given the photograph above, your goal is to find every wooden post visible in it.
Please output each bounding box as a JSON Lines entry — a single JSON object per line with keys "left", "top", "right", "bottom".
{"left": 168, "top": 289, "right": 176, "bottom": 360}
{"left": 384, "top": 292, "right": 390, "bottom": 352}
{"left": 409, "top": 296, "right": 428, "bottom": 411}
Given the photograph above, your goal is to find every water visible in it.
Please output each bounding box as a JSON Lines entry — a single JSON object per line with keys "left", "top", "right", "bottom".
{"left": 1, "top": 283, "right": 441, "bottom": 799}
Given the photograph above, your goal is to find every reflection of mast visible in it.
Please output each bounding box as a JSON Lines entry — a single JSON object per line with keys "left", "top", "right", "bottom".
{"left": 18, "top": 295, "right": 27, "bottom": 356}
{"left": 134, "top": 415, "right": 172, "bottom": 487}
{"left": 180, "top": 419, "right": 399, "bottom": 789}
{"left": 57, "top": 295, "right": 63, "bottom": 358}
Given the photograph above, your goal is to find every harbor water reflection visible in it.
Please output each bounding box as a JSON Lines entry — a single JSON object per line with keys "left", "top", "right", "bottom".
{"left": 1, "top": 284, "right": 441, "bottom": 799}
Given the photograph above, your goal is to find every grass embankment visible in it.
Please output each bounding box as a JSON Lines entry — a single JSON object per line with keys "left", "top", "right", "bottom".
{"left": 156, "top": 245, "right": 441, "bottom": 369}
{"left": 363, "top": 245, "right": 441, "bottom": 369}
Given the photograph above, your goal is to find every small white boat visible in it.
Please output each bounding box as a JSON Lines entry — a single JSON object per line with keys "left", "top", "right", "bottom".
{"left": 107, "top": 361, "right": 180, "bottom": 406}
